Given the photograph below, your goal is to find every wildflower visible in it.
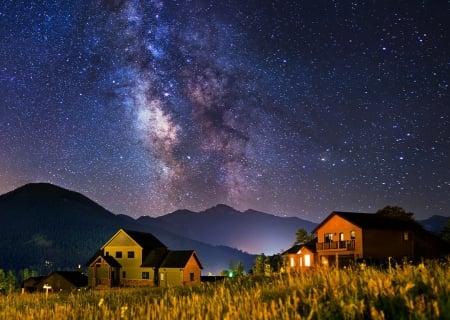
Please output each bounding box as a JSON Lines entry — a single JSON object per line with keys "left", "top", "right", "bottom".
{"left": 121, "top": 305, "right": 128, "bottom": 318}
{"left": 98, "top": 298, "right": 104, "bottom": 307}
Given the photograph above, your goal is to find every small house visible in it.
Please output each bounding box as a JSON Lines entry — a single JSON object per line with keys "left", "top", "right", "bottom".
{"left": 283, "top": 238, "right": 317, "bottom": 273}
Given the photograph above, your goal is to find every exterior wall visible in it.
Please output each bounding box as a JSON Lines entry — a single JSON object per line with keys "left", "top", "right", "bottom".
{"left": 363, "top": 229, "right": 414, "bottom": 260}
{"left": 159, "top": 268, "right": 183, "bottom": 287}
{"left": 315, "top": 215, "right": 363, "bottom": 267}
{"left": 120, "top": 267, "right": 157, "bottom": 287}
{"left": 103, "top": 230, "right": 147, "bottom": 286}
{"left": 285, "top": 247, "right": 315, "bottom": 273}
{"left": 182, "top": 255, "right": 202, "bottom": 285}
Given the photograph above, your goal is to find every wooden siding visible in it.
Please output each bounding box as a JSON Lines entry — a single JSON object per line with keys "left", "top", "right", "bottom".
{"left": 285, "top": 246, "right": 315, "bottom": 272}
{"left": 363, "top": 229, "right": 414, "bottom": 259}
{"left": 315, "top": 214, "right": 363, "bottom": 265}
{"left": 182, "top": 255, "right": 202, "bottom": 284}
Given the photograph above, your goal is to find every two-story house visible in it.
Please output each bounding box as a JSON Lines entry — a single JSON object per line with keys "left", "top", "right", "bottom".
{"left": 87, "top": 229, "right": 203, "bottom": 288}
{"left": 313, "top": 211, "right": 448, "bottom": 267}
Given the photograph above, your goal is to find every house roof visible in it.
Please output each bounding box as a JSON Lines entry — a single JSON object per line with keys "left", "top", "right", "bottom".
{"left": 160, "top": 250, "right": 203, "bottom": 269}
{"left": 22, "top": 276, "right": 45, "bottom": 287}
{"left": 142, "top": 247, "right": 169, "bottom": 267}
{"left": 85, "top": 250, "right": 121, "bottom": 267}
{"left": 119, "top": 229, "right": 167, "bottom": 250}
{"left": 312, "top": 211, "right": 423, "bottom": 233}
{"left": 283, "top": 238, "right": 317, "bottom": 255}
{"left": 46, "top": 271, "right": 88, "bottom": 288}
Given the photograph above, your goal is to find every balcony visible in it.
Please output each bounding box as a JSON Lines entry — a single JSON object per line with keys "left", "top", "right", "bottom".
{"left": 316, "top": 240, "right": 355, "bottom": 251}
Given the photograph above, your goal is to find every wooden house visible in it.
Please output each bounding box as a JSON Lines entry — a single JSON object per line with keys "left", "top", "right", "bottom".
{"left": 313, "top": 211, "right": 448, "bottom": 267}
{"left": 87, "top": 229, "right": 203, "bottom": 288}
{"left": 283, "top": 238, "right": 317, "bottom": 273}
{"left": 23, "top": 272, "right": 87, "bottom": 293}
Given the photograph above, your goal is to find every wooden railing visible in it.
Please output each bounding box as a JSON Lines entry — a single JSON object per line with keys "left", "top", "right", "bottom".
{"left": 316, "top": 240, "right": 355, "bottom": 251}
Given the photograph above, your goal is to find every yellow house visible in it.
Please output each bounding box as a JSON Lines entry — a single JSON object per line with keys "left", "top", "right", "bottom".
{"left": 87, "top": 229, "right": 203, "bottom": 288}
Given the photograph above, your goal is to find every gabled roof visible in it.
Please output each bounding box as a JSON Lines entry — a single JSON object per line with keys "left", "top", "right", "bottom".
{"left": 102, "top": 229, "right": 167, "bottom": 250}
{"left": 283, "top": 238, "right": 317, "bottom": 255}
{"left": 312, "top": 211, "right": 422, "bottom": 233}
{"left": 160, "top": 250, "right": 203, "bottom": 269}
{"left": 85, "top": 250, "right": 121, "bottom": 267}
{"left": 46, "top": 271, "right": 88, "bottom": 287}
{"left": 142, "top": 247, "right": 169, "bottom": 267}
{"left": 122, "top": 229, "right": 167, "bottom": 249}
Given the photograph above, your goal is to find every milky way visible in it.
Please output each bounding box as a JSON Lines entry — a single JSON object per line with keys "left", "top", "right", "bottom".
{"left": 1, "top": 1, "right": 449, "bottom": 221}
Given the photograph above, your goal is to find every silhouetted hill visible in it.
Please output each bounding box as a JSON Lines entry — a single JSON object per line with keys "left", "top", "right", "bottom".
{"left": 419, "top": 215, "right": 450, "bottom": 233}
{"left": 138, "top": 204, "right": 318, "bottom": 255}
{"left": 0, "top": 183, "right": 254, "bottom": 275}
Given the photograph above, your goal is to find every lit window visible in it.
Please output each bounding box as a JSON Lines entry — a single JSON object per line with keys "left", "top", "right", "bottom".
{"left": 350, "top": 231, "right": 356, "bottom": 239}
{"left": 300, "top": 257, "right": 303, "bottom": 267}
{"left": 304, "top": 254, "right": 311, "bottom": 267}
{"left": 403, "top": 232, "right": 409, "bottom": 241}
{"left": 290, "top": 257, "right": 295, "bottom": 267}
{"left": 325, "top": 233, "right": 334, "bottom": 242}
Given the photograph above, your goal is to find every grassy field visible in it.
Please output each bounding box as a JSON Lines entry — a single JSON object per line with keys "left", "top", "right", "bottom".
{"left": 1, "top": 260, "right": 448, "bottom": 319}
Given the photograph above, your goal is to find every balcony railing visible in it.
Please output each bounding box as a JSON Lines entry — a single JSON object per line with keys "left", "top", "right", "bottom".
{"left": 316, "top": 240, "right": 355, "bottom": 251}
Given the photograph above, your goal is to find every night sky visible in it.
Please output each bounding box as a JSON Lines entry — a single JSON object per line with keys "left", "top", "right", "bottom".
{"left": 1, "top": 1, "right": 449, "bottom": 222}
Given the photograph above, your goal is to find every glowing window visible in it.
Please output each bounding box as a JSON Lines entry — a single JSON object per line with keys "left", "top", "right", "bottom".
{"left": 290, "top": 257, "right": 295, "bottom": 267}
{"left": 305, "top": 254, "right": 311, "bottom": 267}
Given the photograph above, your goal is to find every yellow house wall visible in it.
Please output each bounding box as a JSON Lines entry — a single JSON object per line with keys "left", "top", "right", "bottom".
{"left": 315, "top": 215, "right": 363, "bottom": 259}
{"left": 103, "top": 231, "right": 143, "bottom": 274}
{"left": 160, "top": 268, "right": 183, "bottom": 287}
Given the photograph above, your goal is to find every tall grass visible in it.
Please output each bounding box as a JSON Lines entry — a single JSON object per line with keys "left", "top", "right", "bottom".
{"left": 1, "top": 260, "right": 448, "bottom": 319}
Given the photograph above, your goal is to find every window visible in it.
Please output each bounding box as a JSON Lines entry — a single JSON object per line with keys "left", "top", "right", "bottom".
{"left": 122, "top": 271, "right": 126, "bottom": 278}
{"left": 325, "top": 233, "right": 334, "bottom": 242}
{"left": 142, "top": 272, "right": 149, "bottom": 279}
{"left": 160, "top": 273, "right": 164, "bottom": 281}
{"left": 339, "top": 232, "right": 344, "bottom": 241}
{"left": 190, "top": 273, "right": 194, "bottom": 281}
{"left": 403, "top": 232, "right": 409, "bottom": 241}
{"left": 115, "top": 251, "right": 122, "bottom": 258}
{"left": 105, "top": 251, "right": 109, "bottom": 256}
{"left": 127, "top": 251, "right": 135, "bottom": 258}
{"left": 299, "top": 257, "right": 303, "bottom": 267}
{"left": 304, "top": 254, "right": 311, "bottom": 267}
{"left": 290, "top": 257, "right": 295, "bottom": 267}
{"left": 350, "top": 231, "right": 356, "bottom": 240}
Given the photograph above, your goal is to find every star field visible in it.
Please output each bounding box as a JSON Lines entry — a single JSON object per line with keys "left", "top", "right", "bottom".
{"left": 1, "top": 1, "right": 449, "bottom": 221}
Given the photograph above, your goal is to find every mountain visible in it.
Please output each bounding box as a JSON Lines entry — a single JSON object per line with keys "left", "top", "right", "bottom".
{"left": 419, "top": 215, "right": 450, "bottom": 233}
{"left": 0, "top": 183, "right": 254, "bottom": 275}
{"left": 138, "top": 204, "right": 317, "bottom": 255}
